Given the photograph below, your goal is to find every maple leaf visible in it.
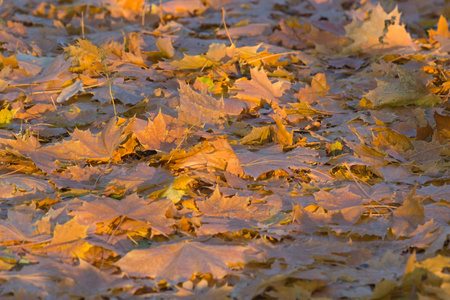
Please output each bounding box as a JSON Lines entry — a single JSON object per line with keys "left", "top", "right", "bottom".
{"left": 372, "top": 127, "right": 414, "bottom": 153}
{"left": 217, "top": 23, "right": 272, "bottom": 39}
{"left": 196, "top": 185, "right": 250, "bottom": 218}
{"left": 0, "top": 133, "right": 60, "bottom": 174}
{"left": 105, "top": 163, "right": 172, "bottom": 195}
{"left": 178, "top": 81, "right": 225, "bottom": 126}
{"left": 48, "top": 103, "right": 97, "bottom": 128}
{"left": 64, "top": 39, "right": 102, "bottom": 73}
{"left": 153, "top": 174, "right": 196, "bottom": 204}
{"left": 235, "top": 44, "right": 283, "bottom": 67}
{"left": 197, "top": 217, "right": 258, "bottom": 235}
{"left": 0, "top": 118, "right": 132, "bottom": 174}
{"left": 0, "top": 175, "right": 53, "bottom": 198}
{"left": 343, "top": 4, "right": 416, "bottom": 54}
{"left": 56, "top": 259, "right": 132, "bottom": 298}
{"left": 241, "top": 125, "right": 273, "bottom": 145}
{"left": 272, "top": 116, "right": 294, "bottom": 146}
{"left": 12, "top": 54, "right": 73, "bottom": 85}
{"left": 115, "top": 241, "right": 258, "bottom": 281}
{"left": 237, "top": 145, "right": 319, "bottom": 178}
{"left": 314, "top": 185, "right": 365, "bottom": 210}
{"left": 428, "top": 15, "right": 450, "bottom": 41}
{"left": 132, "top": 111, "right": 187, "bottom": 152}
{"left": 163, "top": 138, "right": 244, "bottom": 176}
{"left": 69, "top": 117, "right": 130, "bottom": 159}
{"left": 433, "top": 111, "right": 450, "bottom": 143}
{"left": 391, "top": 186, "right": 425, "bottom": 238}
{"left": 295, "top": 73, "right": 330, "bottom": 104}
{"left": 400, "top": 253, "right": 450, "bottom": 298}
{"left": 269, "top": 19, "right": 308, "bottom": 49}
{"left": 162, "top": 54, "right": 215, "bottom": 70}
{"left": 233, "top": 67, "right": 290, "bottom": 106}
{"left": 364, "top": 67, "right": 441, "bottom": 107}
{"left": 0, "top": 263, "right": 59, "bottom": 298}
{"left": 38, "top": 218, "right": 92, "bottom": 259}
{"left": 292, "top": 204, "right": 320, "bottom": 234}
{"left": 90, "top": 77, "right": 153, "bottom": 105}
{"left": 160, "top": 0, "right": 206, "bottom": 17}
{"left": 77, "top": 194, "right": 175, "bottom": 234}
{"left": 0, "top": 210, "right": 50, "bottom": 243}
{"left": 2, "top": 0, "right": 450, "bottom": 297}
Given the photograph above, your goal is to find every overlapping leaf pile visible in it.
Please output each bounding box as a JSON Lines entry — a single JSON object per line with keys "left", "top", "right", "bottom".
{"left": 0, "top": 0, "right": 449, "bottom": 298}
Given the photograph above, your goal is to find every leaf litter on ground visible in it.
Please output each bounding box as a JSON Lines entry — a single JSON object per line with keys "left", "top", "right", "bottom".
{"left": 0, "top": 0, "right": 449, "bottom": 299}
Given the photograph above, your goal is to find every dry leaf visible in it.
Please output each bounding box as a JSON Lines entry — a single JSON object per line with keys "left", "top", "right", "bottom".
{"left": 115, "top": 241, "right": 257, "bottom": 281}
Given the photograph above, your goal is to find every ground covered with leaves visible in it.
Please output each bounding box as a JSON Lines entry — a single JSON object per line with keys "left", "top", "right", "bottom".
{"left": 0, "top": 0, "right": 449, "bottom": 298}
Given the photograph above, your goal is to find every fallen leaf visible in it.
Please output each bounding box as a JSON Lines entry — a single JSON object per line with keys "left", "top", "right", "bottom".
{"left": 56, "top": 79, "right": 85, "bottom": 103}
{"left": 178, "top": 81, "right": 225, "bottom": 126}
{"left": 163, "top": 138, "right": 244, "bottom": 176}
{"left": 391, "top": 186, "right": 425, "bottom": 238}
{"left": 115, "top": 241, "right": 258, "bottom": 281}
{"left": 364, "top": 67, "right": 441, "bottom": 107}
{"left": 133, "top": 111, "right": 187, "bottom": 152}
{"left": 234, "top": 67, "right": 290, "bottom": 105}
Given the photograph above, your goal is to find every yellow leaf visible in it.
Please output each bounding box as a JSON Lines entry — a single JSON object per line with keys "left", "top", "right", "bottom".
{"left": 372, "top": 127, "right": 413, "bottom": 152}
{"left": 156, "top": 37, "right": 175, "bottom": 58}
{"left": 0, "top": 107, "right": 16, "bottom": 127}
{"left": 241, "top": 126, "right": 273, "bottom": 145}
{"left": 272, "top": 116, "right": 293, "bottom": 146}
{"left": 429, "top": 15, "right": 450, "bottom": 41}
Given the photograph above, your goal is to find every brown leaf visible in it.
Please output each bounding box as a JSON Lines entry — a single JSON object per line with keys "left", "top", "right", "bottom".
{"left": 237, "top": 145, "right": 318, "bottom": 178}
{"left": 197, "top": 185, "right": 250, "bottom": 218}
{"left": 0, "top": 211, "right": 50, "bottom": 243}
{"left": 314, "top": 185, "right": 365, "bottom": 210}
{"left": 178, "top": 81, "right": 225, "bottom": 126}
{"left": 39, "top": 218, "right": 92, "bottom": 259}
{"left": 433, "top": 111, "right": 450, "bottom": 143}
{"left": 163, "top": 138, "right": 244, "bottom": 176}
{"left": 391, "top": 186, "right": 425, "bottom": 238}
{"left": 364, "top": 68, "right": 441, "bottom": 107}
{"left": 90, "top": 77, "right": 153, "bottom": 105}
{"left": 133, "top": 111, "right": 187, "bottom": 152}
{"left": 217, "top": 24, "right": 272, "bottom": 39}
{"left": 77, "top": 194, "right": 175, "bottom": 234}
{"left": 115, "top": 241, "right": 258, "bottom": 281}
{"left": 69, "top": 117, "right": 130, "bottom": 159}
{"left": 234, "top": 67, "right": 290, "bottom": 105}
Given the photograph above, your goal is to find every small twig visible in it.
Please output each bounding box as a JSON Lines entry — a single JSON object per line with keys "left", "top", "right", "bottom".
{"left": 141, "top": 1, "right": 147, "bottom": 27}
{"left": 0, "top": 166, "right": 26, "bottom": 178}
{"left": 221, "top": 8, "right": 233, "bottom": 45}
{"left": 126, "top": 233, "right": 139, "bottom": 245}
{"left": 106, "top": 215, "right": 126, "bottom": 244}
{"left": 159, "top": 0, "right": 164, "bottom": 25}
{"left": 166, "top": 123, "right": 196, "bottom": 165}
{"left": 81, "top": 11, "right": 85, "bottom": 39}
{"left": 94, "top": 157, "right": 113, "bottom": 187}
{"left": 5, "top": 83, "right": 39, "bottom": 89}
